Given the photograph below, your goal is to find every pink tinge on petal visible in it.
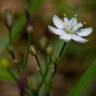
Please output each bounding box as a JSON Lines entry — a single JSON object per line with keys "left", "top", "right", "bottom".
{"left": 53, "top": 15, "right": 64, "bottom": 29}
{"left": 77, "top": 28, "right": 93, "bottom": 37}
{"left": 71, "top": 35, "right": 88, "bottom": 43}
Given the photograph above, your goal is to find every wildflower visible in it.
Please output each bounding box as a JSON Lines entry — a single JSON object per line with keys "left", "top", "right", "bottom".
{"left": 48, "top": 15, "right": 93, "bottom": 43}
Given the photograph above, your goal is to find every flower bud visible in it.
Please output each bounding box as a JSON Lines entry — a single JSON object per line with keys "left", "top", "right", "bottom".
{"left": 29, "top": 45, "right": 37, "bottom": 56}
{"left": 13, "top": 59, "right": 18, "bottom": 64}
{"left": 63, "top": 13, "right": 67, "bottom": 17}
{"left": 26, "top": 24, "right": 33, "bottom": 34}
{"left": 39, "top": 37, "right": 48, "bottom": 50}
{"left": 4, "top": 10, "right": 13, "bottom": 29}
{"left": 46, "top": 45, "right": 53, "bottom": 56}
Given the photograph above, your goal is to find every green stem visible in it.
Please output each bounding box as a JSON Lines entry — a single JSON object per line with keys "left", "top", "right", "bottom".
{"left": 7, "top": 68, "right": 18, "bottom": 82}
{"left": 59, "top": 42, "right": 67, "bottom": 57}
{"left": 39, "top": 42, "right": 69, "bottom": 96}
{"left": 35, "top": 54, "right": 43, "bottom": 79}
{"left": 8, "top": 28, "right": 20, "bottom": 82}
{"left": 55, "top": 42, "right": 69, "bottom": 66}
{"left": 8, "top": 26, "right": 13, "bottom": 46}
{"left": 38, "top": 56, "right": 51, "bottom": 89}
{"left": 22, "top": 34, "right": 32, "bottom": 69}
{"left": 9, "top": 32, "right": 12, "bottom": 45}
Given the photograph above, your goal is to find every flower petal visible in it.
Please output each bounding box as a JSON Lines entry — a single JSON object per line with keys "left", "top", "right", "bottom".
{"left": 77, "top": 28, "right": 93, "bottom": 37}
{"left": 69, "top": 18, "right": 77, "bottom": 27}
{"left": 48, "top": 26, "right": 64, "bottom": 35}
{"left": 71, "top": 35, "right": 88, "bottom": 43}
{"left": 59, "top": 33, "right": 71, "bottom": 42}
{"left": 53, "top": 15, "right": 64, "bottom": 29}
{"left": 72, "top": 23, "right": 83, "bottom": 31}
{"left": 64, "top": 17, "right": 69, "bottom": 24}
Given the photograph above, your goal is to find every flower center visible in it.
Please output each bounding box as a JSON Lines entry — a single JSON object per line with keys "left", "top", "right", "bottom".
{"left": 65, "top": 29, "right": 74, "bottom": 34}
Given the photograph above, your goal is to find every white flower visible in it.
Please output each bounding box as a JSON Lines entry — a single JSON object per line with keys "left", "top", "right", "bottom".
{"left": 48, "top": 15, "right": 93, "bottom": 43}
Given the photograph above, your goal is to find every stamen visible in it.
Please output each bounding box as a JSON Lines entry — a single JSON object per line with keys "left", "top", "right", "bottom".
{"left": 63, "top": 13, "right": 67, "bottom": 17}
{"left": 74, "top": 14, "right": 78, "bottom": 18}
{"left": 83, "top": 21, "right": 87, "bottom": 25}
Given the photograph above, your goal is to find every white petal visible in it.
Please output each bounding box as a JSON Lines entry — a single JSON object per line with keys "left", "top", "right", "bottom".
{"left": 48, "top": 26, "right": 64, "bottom": 35}
{"left": 71, "top": 35, "right": 88, "bottom": 43}
{"left": 53, "top": 15, "right": 64, "bottom": 29}
{"left": 69, "top": 18, "right": 77, "bottom": 27}
{"left": 72, "top": 23, "right": 83, "bottom": 31}
{"left": 77, "top": 28, "right": 93, "bottom": 37}
{"left": 59, "top": 33, "right": 71, "bottom": 42}
{"left": 64, "top": 17, "right": 69, "bottom": 24}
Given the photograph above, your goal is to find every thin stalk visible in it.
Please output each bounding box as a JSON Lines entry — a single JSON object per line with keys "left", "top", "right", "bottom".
{"left": 22, "top": 34, "right": 32, "bottom": 68}
{"left": 7, "top": 68, "right": 18, "bottom": 82}
{"left": 7, "top": 28, "right": 20, "bottom": 82}
{"left": 38, "top": 55, "right": 56, "bottom": 96}
{"left": 9, "top": 31, "right": 12, "bottom": 45}
{"left": 38, "top": 56, "right": 51, "bottom": 90}
{"left": 8, "top": 27, "right": 20, "bottom": 73}
{"left": 18, "top": 34, "right": 32, "bottom": 96}
{"left": 57, "top": 42, "right": 69, "bottom": 63}
{"left": 59, "top": 42, "right": 66, "bottom": 57}
{"left": 48, "top": 42, "right": 69, "bottom": 93}
{"left": 35, "top": 54, "right": 43, "bottom": 79}
{"left": 38, "top": 42, "right": 69, "bottom": 96}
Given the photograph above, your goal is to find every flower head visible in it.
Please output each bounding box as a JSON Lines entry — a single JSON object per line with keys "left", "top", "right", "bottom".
{"left": 48, "top": 15, "right": 93, "bottom": 43}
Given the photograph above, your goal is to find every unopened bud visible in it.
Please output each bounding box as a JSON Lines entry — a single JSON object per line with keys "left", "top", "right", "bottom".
{"left": 46, "top": 45, "right": 53, "bottom": 56}
{"left": 4, "top": 10, "right": 13, "bottom": 29}
{"left": 13, "top": 59, "right": 18, "bottom": 64}
{"left": 29, "top": 45, "right": 37, "bottom": 55}
{"left": 39, "top": 37, "right": 48, "bottom": 50}
{"left": 26, "top": 25, "right": 33, "bottom": 34}
{"left": 37, "top": 67, "right": 40, "bottom": 71}
{"left": 52, "top": 68, "right": 54, "bottom": 72}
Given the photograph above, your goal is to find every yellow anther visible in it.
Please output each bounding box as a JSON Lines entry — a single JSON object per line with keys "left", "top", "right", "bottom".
{"left": 83, "top": 21, "right": 87, "bottom": 25}
{"left": 74, "top": 14, "right": 78, "bottom": 17}
{"left": 63, "top": 13, "right": 67, "bottom": 17}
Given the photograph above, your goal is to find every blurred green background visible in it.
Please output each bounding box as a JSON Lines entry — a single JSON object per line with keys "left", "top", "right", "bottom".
{"left": 0, "top": 0, "right": 96, "bottom": 96}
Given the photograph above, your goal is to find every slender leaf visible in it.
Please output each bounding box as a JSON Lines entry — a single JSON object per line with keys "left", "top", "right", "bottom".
{"left": 68, "top": 59, "right": 96, "bottom": 96}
